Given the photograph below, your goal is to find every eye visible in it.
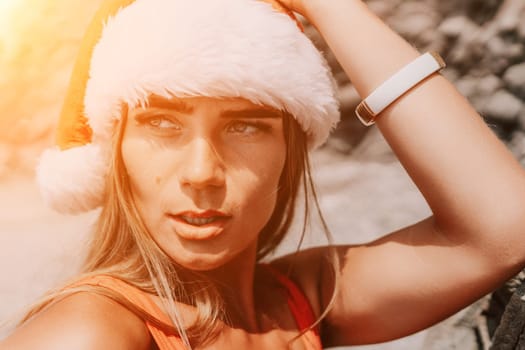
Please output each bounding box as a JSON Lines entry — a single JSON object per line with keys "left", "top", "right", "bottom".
{"left": 148, "top": 116, "right": 180, "bottom": 129}
{"left": 226, "top": 121, "right": 271, "bottom": 135}
{"left": 135, "top": 114, "right": 182, "bottom": 131}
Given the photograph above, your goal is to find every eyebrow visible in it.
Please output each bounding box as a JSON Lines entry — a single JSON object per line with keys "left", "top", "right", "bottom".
{"left": 220, "top": 108, "right": 283, "bottom": 119}
{"left": 146, "top": 96, "right": 194, "bottom": 113}
{"left": 143, "top": 96, "right": 282, "bottom": 119}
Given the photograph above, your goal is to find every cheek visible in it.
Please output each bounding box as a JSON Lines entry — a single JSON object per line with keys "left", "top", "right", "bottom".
{"left": 122, "top": 138, "right": 149, "bottom": 190}
{"left": 121, "top": 136, "right": 166, "bottom": 213}
{"left": 232, "top": 144, "right": 286, "bottom": 226}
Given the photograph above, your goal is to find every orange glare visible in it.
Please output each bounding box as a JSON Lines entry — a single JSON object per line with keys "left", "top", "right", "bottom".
{"left": 0, "top": 0, "right": 17, "bottom": 20}
{"left": 0, "top": 0, "right": 18, "bottom": 46}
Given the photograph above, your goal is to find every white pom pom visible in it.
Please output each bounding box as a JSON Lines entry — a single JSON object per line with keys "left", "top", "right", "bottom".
{"left": 36, "top": 144, "right": 109, "bottom": 214}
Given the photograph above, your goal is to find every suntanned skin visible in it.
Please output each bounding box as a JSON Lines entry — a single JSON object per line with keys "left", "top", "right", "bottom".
{"left": 0, "top": 293, "right": 153, "bottom": 350}
{"left": 3, "top": 0, "right": 525, "bottom": 349}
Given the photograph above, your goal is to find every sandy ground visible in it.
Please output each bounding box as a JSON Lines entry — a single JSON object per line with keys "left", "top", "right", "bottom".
{"left": 0, "top": 130, "right": 475, "bottom": 348}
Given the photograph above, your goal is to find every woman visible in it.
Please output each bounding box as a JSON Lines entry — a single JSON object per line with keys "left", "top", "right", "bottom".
{"left": 2, "top": 0, "right": 525, "bottom": 349}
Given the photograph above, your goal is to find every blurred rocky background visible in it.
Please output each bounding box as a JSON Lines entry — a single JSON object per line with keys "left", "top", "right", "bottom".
{"left": 0, "top": 0, "right": 524, "bottom": 349}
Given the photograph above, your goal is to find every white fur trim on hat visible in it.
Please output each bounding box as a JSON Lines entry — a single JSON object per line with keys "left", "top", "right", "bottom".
{"left": 85, "top": 0, "right": 340, "bottom": 148}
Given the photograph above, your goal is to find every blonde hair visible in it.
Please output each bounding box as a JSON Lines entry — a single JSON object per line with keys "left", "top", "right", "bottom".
{"left": 18, "top": 106, "right": 338, "bottom": 348}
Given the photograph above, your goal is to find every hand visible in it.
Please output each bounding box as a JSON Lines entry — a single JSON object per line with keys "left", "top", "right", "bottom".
{"left": 273, "top": 0, "right": 342, "bottom": 26}
{"left": 272, "top": 0, "right": 308, "bottom": 18}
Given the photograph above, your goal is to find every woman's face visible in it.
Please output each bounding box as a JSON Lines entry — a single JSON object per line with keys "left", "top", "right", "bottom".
{"left": 121, "top": 96, "right": 286, "bottom": 270}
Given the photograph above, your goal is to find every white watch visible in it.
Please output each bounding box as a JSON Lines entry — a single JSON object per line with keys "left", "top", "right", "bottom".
{"left": 355, "top": 52, "right": 446, "bottom": 126}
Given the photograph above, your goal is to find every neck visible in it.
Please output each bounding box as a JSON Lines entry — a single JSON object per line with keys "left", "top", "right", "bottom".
{"left": 199, "top": 243, "right": 261, "bottom": 331}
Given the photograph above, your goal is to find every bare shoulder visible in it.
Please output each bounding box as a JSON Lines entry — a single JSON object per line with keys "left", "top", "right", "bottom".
{"left": 271, "top": 246, "right": 334, "bottom": 318}
{"left": 0, "top": 292, "right": 151, "bottom": 350}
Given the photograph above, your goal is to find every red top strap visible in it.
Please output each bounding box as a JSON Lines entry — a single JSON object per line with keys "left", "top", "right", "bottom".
{"left": 263, "top": 264, "right": 323, "bottom": 349}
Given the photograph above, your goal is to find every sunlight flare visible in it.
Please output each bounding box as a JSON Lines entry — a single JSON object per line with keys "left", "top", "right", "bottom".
{"left": 0, "top": 0, "right": 18, "bottom": 23}
{"left": 0, "top": 0, "right": 20, "bottom": 53}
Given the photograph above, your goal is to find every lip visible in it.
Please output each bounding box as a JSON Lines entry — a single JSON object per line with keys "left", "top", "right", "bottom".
{"left": 167, "top": 210, "right": 232, "bottom": 241}
{"left": 174, "top": 210, "right": 231, "bottom": 219}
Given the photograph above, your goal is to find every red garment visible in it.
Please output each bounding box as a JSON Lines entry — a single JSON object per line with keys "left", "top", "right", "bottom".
{"left": 70, "top": 268, "right": 322, "bottom": 349}
{"left": 264, "top": 265, "right": 323, "bottom": 349}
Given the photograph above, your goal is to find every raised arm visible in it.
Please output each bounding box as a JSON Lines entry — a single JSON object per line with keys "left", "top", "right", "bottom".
{"left": 277, "top": 0, "right": 525, "bottom": 346}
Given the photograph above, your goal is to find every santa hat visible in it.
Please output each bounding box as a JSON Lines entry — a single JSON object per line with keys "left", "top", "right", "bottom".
{"left": 37, "top": 0, "right": 340, "bottom": 214}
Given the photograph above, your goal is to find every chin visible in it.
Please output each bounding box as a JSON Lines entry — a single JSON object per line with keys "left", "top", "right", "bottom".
{"left": 171, "top": 251, "right": 235, "bottom": 272}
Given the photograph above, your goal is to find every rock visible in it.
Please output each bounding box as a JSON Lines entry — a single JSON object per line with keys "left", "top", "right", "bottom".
{"left": 326, "top": 84, "right": 368, "bottom": 155}
{"left": 333, "top": 71, "right": 349, "bottom": 86}
{"left": 392, "top": 13, "right": 437, "bottom": 39}
{"left": 425, "top": 35, "right": 449, "bottom": 55}
{"left": 464, "top": 0, "right": 503, "bottom": 25}
{"left": 326, "top": 109, "right": 368, "bottom": 155}
{"left": 438, "top": 15, "right": 479, "bottom": 38}
{"left": 483, "top": 37, "right": 523, "bottom": 62}
{"left": 493, "top": 0, "right": 525, "bottom": 33}
{"left": 477, "top": 74, "right": 503, "bottom": 96}
{"left": 448, "top": 44, "right": 479, "bottom": 69}
{"left": 366, "top": 0, "right": 397, "bottom": 18}
{"left": 481, "top": 89, "right": 523, "bottom": 122}
{"left": 423, "top": 299, "right": 485, "bottom": 350}
{"left": 303, "top": 24, "right": 323, "bottom": 48}
{"left": 486, "top": 36, "right": 508, "bottom": 57}
{"left": 455, "top": 74, "right": 502, "bottom": 101}
{"left": 455, "top": 76, "right": 479, "bottom": 99}
{"left": 518, "top": 109, "right": 525, "bottom": 131}
{"left": 337, "top": 84, "right": 360, "bottom": 112}
{"left": 508, "top": 131, "right": 525, "bottom": 161}
{"left": 504, "top": 43, "right": 524, "bottom": 61}
{"left": 484, "top": 55, "right": 511, "bottom": 76}
{"left": 447, "top": 38, "right": 484, "bottom": 70}
{"left": 388, "top": 2, "right": 439, "bottom": 39}
{"left": 442, "top": 68, "right": 461, "bottom": 83}
{"left": 436, "top": 0, "right": 464, "bottom": 17}
{"left": 503, "top": 63, "right": 525, "bottom": 99}
{"left": 351, "top": 127, "right": 395, "bottom": 162}
{"left": 518, "top": 16, "right": 525, "bottom": 39}
{"left": 324, "top": 135, "right": 354, "bottom": 154}
{"left": 324, "top": 50, "right": 342, "bottom": 76}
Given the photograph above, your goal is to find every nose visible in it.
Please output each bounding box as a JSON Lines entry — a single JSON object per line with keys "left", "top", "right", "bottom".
{"left": 179, "top": 137, "right": 225, "bottom": 190}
